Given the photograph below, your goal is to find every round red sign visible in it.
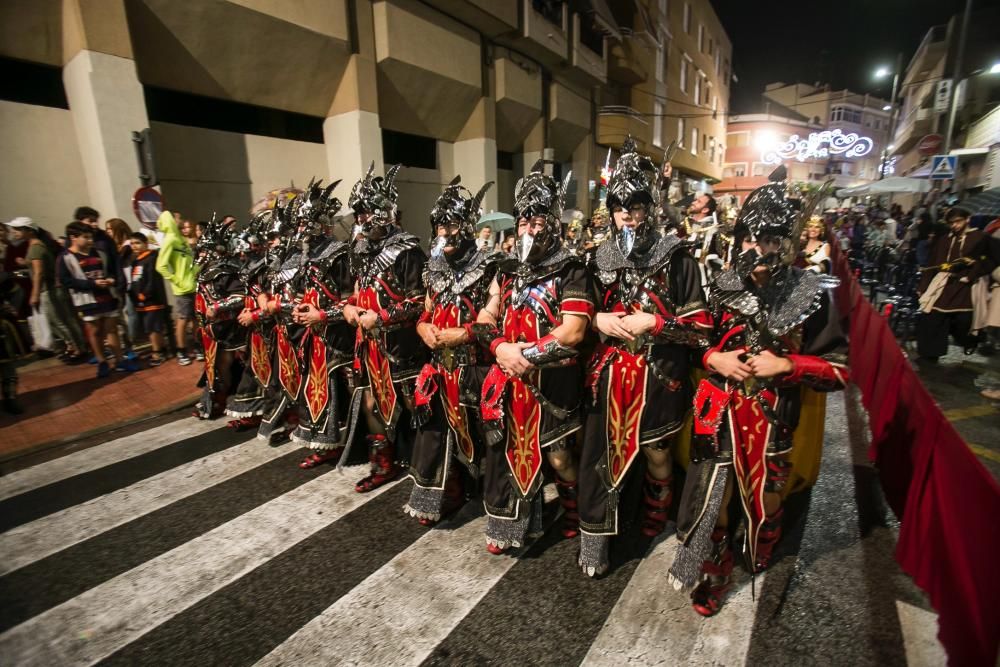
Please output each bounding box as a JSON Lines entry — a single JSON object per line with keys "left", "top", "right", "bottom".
{"left": 132, "top": 187, "right": 165, "bottom": 231}
{"left": 917, "top": 134, "right": 943, "bottom": 156}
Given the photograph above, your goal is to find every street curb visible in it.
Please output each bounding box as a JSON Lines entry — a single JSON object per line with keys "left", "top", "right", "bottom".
{"left": 0, "top": 391, "right": 202, "bottom": 467}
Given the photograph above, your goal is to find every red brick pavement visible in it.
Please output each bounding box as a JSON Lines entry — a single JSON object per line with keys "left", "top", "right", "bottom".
{"left": 0, "top": 357, "right": 202, "bottom": 462}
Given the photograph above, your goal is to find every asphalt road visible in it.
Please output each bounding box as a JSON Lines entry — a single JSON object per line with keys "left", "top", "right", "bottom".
{"left": 0, "top": 389, "right": 945, "bottom": 667}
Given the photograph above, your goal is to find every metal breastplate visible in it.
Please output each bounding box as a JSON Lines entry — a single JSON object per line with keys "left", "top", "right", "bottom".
{"left": 503, "top": 273, "right": 563, "bottom": 338}
{"left": 304, "top": 243, "right": 350, "bottom": 309}
{"left": 355, "top": 235, "right": 419, "bottom": 303}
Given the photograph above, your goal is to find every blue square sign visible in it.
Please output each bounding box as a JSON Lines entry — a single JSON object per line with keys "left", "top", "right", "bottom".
{"left": 930, "top": 155, "right": 957, "bottom": 180}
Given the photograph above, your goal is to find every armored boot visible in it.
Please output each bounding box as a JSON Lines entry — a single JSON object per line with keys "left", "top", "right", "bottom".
{"left": 691, "top": 528, "right": 734, "bottom": 617}
{"left": 640, "top": 472, "right": 673, "bottom": 538}
{"left": 578, "top": 532, "right": 610, "bottom": 577}
{"left": 355, "top": 434, "right": 400, "bottom": 493}
{"left": 754, "top": 507, "right": 784, "bottom": 572}
{"left": 227, "top": 415, "right": 263, "bottom": 431}
{"left": 555, "top": 476, "right": 580, "bottom": 539}
{"left": 299, "top": 446, "right": 344, "bottom": 469}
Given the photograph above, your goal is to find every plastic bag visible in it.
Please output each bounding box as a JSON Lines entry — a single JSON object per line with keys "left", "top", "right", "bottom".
{"left": 29, "top": 307, "right": 53, "bottom": 351}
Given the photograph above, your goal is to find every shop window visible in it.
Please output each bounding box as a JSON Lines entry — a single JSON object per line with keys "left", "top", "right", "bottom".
{"left": 382, "top": 129, "right": 436, "bottom": 170}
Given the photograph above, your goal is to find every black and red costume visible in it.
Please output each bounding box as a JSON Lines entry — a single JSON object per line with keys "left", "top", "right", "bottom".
{"left": 225, "top": 212, "right": 278, "bottom": 424}
{"left": 669, "top": 180, "right": 849, "bottom": 617}
{"left": 577, "top": 141, "right": 712, "bottom": 576}
{"left": 343, "top": 163, "right": 427, "bottom": 492}
{"left": 474, "top": 163, "right": 595, "bottom": 553}
{"left": 405, "top": 177, "right": 498, "bottom": 524}
{"left": 193, "top": 219, "right": 247, "bottom": 419}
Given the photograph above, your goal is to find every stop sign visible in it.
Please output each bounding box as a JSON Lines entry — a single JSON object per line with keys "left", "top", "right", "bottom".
{"left": 918, "top": 134, "right": 943, "bottom": 156}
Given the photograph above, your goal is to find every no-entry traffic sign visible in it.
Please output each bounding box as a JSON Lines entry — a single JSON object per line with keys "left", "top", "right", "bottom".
{"left": 132, "top": 187, "right": 165, "bottom": 231}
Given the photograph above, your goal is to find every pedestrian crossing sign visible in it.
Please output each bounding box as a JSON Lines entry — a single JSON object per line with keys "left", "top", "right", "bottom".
{"left": 930, "top": 155, "right": 957, "bottom": 180}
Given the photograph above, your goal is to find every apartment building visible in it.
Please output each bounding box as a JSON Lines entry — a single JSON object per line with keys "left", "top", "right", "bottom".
{"left": 597, "top": 0, "right": 731, "bottom": 198}
{"left": 891, "top": 8, "right": 1000, "bottom": 196}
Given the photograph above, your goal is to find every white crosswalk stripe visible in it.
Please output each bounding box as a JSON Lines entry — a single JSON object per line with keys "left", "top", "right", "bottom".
{"left": 0, "top": 394, "right": 947, "bottom": 667}
{"left": 0, "top": 435, "right": 286, "bottom": 576}
{"left": 0, "top": 418, "right": 220, "bottom": 501}
{"left": 257, "top": 486, "right": 559, "bottom": 667}
{"left": 0, "top": 465, "right": 393, "bottom": 666}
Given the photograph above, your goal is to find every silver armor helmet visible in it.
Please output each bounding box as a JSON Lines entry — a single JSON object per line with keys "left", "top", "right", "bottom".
{"left": 429, "top": 175, "right": 494, "bottom": 257}
{"left": 193, "top": 214, "right": 234, "bottom": 266}
{"left": 512, "top": 160, "right": 572, "bottom": 266}
{"left": 605, "top": 136, "right": 658, "bottom": 258}
{"left": 349, "top": 162, "right": 401, "bottom": 251}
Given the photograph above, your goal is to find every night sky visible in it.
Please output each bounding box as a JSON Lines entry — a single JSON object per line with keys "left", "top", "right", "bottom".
{"left": 710, "top": 0, "right": 969, "bottom": 114}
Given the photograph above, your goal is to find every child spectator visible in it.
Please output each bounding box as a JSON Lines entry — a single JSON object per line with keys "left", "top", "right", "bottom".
{"left": 58, "top": 222, "right": 136, "bottom": 377}
{"left": 128, "top": 232, "right": 168, "bottom": 366}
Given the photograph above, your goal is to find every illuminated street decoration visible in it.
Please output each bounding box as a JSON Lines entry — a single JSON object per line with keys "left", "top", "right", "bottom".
{"left": 761, "top": 129, "right": 874, "bottom": 164}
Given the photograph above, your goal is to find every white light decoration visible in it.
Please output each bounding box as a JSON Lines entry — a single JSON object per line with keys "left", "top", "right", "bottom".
{"left": 881, "top": 155, "right": 898, "bottom": 176}
{"left": 761, "top": 129, "right": 874, "bottom": 164}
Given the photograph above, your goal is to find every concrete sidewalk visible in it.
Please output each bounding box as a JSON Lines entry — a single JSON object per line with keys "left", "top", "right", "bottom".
{"left": 0, "top": 355, "right": 202, "bottom": 465}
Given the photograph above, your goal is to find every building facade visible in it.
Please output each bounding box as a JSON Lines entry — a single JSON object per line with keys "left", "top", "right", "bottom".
{"left": 715, "top": 83, "right": 891, "bottom": 204}
{"left": 0, "top": 0, "right": 622, "bottom": 236}
{"left": 597, "top": 0, "right": 731, "bottom": 199}
{"left": 891, "top": 9, "right": 1000, "bottom": 197}
{"left": 715, "top": 112, "right": 825, "bottom": 204}
{"left": 759, "top": 83, "right": 891, "bottom": 185}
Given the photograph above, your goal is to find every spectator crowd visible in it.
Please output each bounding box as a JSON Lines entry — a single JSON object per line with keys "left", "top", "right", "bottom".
{"left": 0, "top": 206, "right": 217, "bottom": 415}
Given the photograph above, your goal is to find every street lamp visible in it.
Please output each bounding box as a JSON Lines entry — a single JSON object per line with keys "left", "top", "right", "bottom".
{"left": 874, "top": 57, "right": 902, "bottom": 180}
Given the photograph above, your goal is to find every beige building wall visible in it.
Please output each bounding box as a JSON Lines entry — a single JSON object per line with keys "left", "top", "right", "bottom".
{"left": 1, "top": 0, "right": 613, "bottom": 230}
{"left": 0, "top": 101, "right": 90, "bottom": 235}
{"left": 151, "top": 122, "right": 328, "bottom": 222}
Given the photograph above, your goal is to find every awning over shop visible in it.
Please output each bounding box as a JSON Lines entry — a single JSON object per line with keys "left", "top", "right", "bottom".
{"left": 836, "top": 177, "right": 932, "bottom": 198}
{"left": 950, "top": 147, "right": 990, "bottom": 157}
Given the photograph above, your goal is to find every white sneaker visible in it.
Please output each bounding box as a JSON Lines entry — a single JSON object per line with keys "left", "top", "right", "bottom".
{"left": 178, "top": 354, "right": 193, "bottom": 366}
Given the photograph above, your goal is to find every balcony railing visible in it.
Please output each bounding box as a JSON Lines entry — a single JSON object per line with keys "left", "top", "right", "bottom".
{"left": 532, "top": 0, "right": 564, "bottom": 28}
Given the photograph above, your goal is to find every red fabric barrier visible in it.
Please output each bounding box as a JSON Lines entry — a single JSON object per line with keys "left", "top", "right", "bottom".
{"left": 830, "top": 243, "right": 1000, "bottom": 666}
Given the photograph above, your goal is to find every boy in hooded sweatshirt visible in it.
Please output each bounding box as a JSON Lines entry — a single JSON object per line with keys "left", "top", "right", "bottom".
{"left": 155, "top": 211, "right": 199, "bottom": 365}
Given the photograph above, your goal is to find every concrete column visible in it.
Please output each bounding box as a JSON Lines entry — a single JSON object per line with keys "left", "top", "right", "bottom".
{"left": 519, "top": 117, "right": 546, "bottom": 175}
{"left": 571, "top": 133, "right": 595, "bottom": 212}
{"left": 324, "top": 19, "right": 383, "bottom": 191}
{"left": 445, "top": 98, "right": 498, "bottom": 213}
{"left": 62, "top": 49, "right": 150, "bottom": 222}
{"left": 323, "top": 109, "right": 384, "bottom": 187}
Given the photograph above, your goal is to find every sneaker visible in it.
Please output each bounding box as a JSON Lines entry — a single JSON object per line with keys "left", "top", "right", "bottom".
{"left": 195, "top": 352, "right": 205, "bottom": 362}
{"left": 88, "top": 356, "right": 98, "bottom": 365}
{"left": 115, "top": 359, "right": 139, "bottom": 373}
{"left": 178, "top": 354, "right": 192, "bottom": 366}
{"left": 97, "top": 361, "right": 111, "bottom": 378}
{"left": 149, "top": 356, "right": 164, "bottom": 367}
